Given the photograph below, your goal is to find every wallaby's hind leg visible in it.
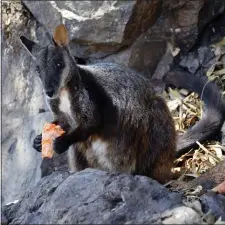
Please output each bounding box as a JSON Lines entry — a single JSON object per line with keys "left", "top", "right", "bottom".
{"left": 136, "top": 149, "right": 174, "bottom": 184}
{"left": 151, "top": 150, "right": 174, "bottom": 184}
{"left": 136, "top": 97, "right": 176, "bottom": 184}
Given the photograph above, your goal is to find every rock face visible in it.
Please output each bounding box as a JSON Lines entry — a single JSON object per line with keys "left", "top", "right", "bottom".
{"left": 3, "top": 169, "right": 204, "bottom": 224}
{"left": 22, "top": 0, "right": 162, "bottom": 59}
{"left": 2, "top": 0, "right": 225, "bottom": 213}
{"left": 200, "top": 192, "right": 225, "bottom": 221}
{"left": 2, "top": 1, "right": 47, "bottom": 205}
{"left": 23, "top": 0, "right": 225, "bottom": 75}
{"left": 2, "top": 1, "right": 68, "bottom": 205}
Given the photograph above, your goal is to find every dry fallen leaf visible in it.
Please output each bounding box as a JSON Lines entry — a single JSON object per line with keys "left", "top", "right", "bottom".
{"left": 166, "top": 82, "right": 224, "bottom": 182}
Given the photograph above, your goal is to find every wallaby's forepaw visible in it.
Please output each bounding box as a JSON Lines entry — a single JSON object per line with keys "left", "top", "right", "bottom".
{"left": 53, "top": 135, "right": 70, "bottom": 154}
{"left": 33, "top": 134, "right": 42, "bottom": 152}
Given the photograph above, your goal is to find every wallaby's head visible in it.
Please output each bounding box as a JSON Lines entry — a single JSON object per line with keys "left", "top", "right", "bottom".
{"left": 20, "top": 25, "right": 78, "bottom": 98}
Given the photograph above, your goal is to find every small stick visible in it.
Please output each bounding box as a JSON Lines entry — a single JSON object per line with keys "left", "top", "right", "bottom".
{"left": 196, "top": 141, "right": 221, "bottom": 162}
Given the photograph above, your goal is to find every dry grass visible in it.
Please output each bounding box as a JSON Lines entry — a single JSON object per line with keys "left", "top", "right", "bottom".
{"left": 167, "top": 89, "right": 225, "bottom": 182}
{"left": 166, "top": 38, "right": 225, "bottom": 182}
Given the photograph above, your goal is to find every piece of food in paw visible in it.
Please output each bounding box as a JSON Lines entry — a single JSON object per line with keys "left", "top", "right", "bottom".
{"left": 42, "top": 123, "right": 65, "bottom": 158}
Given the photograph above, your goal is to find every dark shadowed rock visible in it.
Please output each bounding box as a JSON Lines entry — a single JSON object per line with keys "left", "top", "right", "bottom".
{"left": 187, "top": 160, "right": 225, "bottom": 192}
{"left": 2, "top": 169, "right": 204, "bottom": 224}
{"left": 169, "top": 160, "right": 225, "bottom": 194}
{"left": 86, "top": 0, "right": 225, "bottom": 78}
{"left": 198, "top": 0, "right": 225, "bottom": 43}
{"left": 179, "top": 46, "right": 216, "bottom": 75}
{"left": 200, "top": 191, "right": 225, "bottom": 221}
{"left": 222, "top": 123, "right": 225, "bottom": 146}
{"left": 129, "top": 0, "right": 225, "bottom": 76}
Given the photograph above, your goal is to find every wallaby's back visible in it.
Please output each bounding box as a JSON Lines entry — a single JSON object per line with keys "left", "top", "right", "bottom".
{"left": 64, "top": 63, "right": 176, "bottom": 183}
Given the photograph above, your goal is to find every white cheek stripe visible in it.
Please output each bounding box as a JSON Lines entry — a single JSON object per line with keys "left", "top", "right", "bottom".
{"left": 60, "top": 53, "right": 70, "bottom": 87}
{"left": 59, "top": 89, "right": 77, "bottom": 128}
{"left": 59, "top": 90, "right": 71, "bottom": 115}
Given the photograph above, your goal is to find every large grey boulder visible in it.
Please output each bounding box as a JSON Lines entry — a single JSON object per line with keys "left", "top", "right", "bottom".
{"left": 99, "top": 0, "right": 225, "bottom": 76}
{"left": 22, "top": 0, "right": 225, "bottom": 77}
{"left": 22, "top": 0, "right": 161, "bottom": 59}
{"left": 2, "top": 169, "right": 203, "bottom": 224}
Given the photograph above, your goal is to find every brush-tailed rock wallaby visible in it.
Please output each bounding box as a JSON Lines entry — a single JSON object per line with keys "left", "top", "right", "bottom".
{"left": 20, "top": 25, "right": 225, "bottom": 184}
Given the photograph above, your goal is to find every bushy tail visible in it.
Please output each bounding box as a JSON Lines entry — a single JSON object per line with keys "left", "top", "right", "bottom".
{"left": 163, "top": 69, "right": 225, "bottom": 157}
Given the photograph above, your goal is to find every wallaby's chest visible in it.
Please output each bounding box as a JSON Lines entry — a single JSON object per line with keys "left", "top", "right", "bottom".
{"left": 79, "top": 136, "right": 114, "bottom": 171}
{"left": 58, "top": 88, "right": 76, "bottom": 127}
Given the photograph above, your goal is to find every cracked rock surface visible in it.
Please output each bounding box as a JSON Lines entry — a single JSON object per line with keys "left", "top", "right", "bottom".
{"left": 3, "top": 169, "right": 204, "bottom": 224}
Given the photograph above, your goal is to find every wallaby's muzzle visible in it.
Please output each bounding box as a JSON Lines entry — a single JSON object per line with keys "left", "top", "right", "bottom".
{"left": 43, "top": 78, "right": 59, "bottom": 98}
{"left": 45, "top": 90, "right": 54, "bottom": 98}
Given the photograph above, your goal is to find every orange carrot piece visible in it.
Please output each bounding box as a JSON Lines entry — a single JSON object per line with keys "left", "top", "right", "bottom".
{"left": 41, "top": 123, "right": 65, "bottom": 158}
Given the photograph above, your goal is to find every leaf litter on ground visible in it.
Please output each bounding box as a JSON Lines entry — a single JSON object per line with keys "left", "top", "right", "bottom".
{"left": 164, "top": 37, "right": 225, "bottom": 225}
{"left": 165, "top": 40, "right": 225, "bottom": 182}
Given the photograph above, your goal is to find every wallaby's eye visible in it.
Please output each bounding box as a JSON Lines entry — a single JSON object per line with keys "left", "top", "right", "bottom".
{"left": 56, "top": 62, "right": 64, "bottom": 68}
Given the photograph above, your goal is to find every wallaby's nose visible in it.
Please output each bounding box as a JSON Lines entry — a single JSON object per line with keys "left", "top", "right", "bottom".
{"left": 46, "top": 90, "right": 54, "bottom": 98}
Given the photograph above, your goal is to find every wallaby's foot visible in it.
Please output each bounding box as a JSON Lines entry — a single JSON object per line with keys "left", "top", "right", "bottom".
{"left": 33, "top": 134, "right": 42, "bottom": 152}
{"left": 53, "top": 134, "right": 70, "bottom": 154}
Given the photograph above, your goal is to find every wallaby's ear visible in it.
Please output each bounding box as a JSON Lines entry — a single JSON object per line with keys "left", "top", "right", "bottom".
{"left": 53, "top": 24, "right": 69, "bottom": 47}
{"left": 20, "top": 36, "right": 41, "bottom": 58}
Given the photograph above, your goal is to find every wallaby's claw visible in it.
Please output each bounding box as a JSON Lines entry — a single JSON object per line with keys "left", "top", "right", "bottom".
{"left": 33, "top": 134, "right": 42, "bottom": 152}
